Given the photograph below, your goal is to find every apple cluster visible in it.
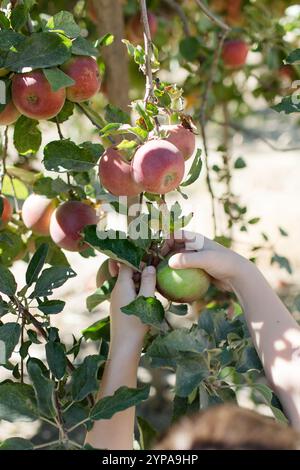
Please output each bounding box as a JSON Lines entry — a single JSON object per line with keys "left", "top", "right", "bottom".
{"left": 0, "top": 55, "right": 101, "bottom": 125}
{"left": 99, "top": 124, "right": 196, "bottom": 196}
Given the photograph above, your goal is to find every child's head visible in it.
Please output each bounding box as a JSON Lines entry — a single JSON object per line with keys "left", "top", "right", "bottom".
{"left": 155, "top": 404, "right": 300, "bottom": 450}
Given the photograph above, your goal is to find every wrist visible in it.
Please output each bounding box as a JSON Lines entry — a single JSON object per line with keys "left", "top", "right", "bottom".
{"left": 228, "top": 255, "right": 257, "bottom": 290}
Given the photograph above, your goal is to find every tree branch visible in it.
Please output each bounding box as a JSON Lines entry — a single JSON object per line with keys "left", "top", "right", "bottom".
{"left": 162, "top": 0, "right": 190, "bottom": 37}
{"left": 195, "top": 0, "right": 231, "bottom": 31}
{"left": 140, "top": 0, "right": 155, "bottom": 104}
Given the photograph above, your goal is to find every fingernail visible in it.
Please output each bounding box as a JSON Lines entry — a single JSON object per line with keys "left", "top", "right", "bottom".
{"left": 168, "top": 255, "right": 178, "bottom": 267}
{"left": 144, "top": 265, "right": 155, "bottom": 274}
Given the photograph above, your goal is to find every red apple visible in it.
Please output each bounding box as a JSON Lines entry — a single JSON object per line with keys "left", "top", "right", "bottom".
{"left": 12, "top": 70, "right": 66, "bottom": 120}
{"left": 163, "top": 124, "right": 196, "bottom": 161}
{"left": 132, "top": 140, "right": 185, "bottom": 194}
{"left": 0, "top": 100, "right": 21, "bottom": 126}
{"left": 222, "top": 40, "right": 248, "bottom": 69}
{"left": 0, "top": 195, "right": 13, "bottom": 228}
{"left": 126, "top": 12, "right": 158, "bottom": 44}
{"left": 22, "top": 194, "right": 56, "bottom": 236}
{"left": 99, "top": 147, "right": 143, "bottom": 196}
{"left": 50, "top": 200, "right": 98, "bottom": 252}
{"left": 61, "top": 56, "right": 101, "bottom": 103}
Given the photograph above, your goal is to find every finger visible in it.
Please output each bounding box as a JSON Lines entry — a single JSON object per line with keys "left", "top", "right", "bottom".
{"left": 168, "top": 251, "right": 212, "bottom": 271}
{"left": 108, "top": 259, "right": 119, "bottom": 277}
{"left": 117, "top": 264, "right": 134, "bottom": 282}
{"left": 138, "top": 265, "right": 156, "bottom": 297}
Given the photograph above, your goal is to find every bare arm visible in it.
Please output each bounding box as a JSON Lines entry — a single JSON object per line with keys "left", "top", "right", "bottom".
{"left": 169, "top": 231, "right": 300, "bottom": 430}
{"left": 85, "top": 264, "right": 156, "bottom": 450}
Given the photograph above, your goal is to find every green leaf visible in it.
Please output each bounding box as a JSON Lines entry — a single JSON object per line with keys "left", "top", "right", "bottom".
{"left": 248, "top": 217, "right": 260, "bottom": 225}
{"left": 272, "top": 96, "right": 300, "bottom": 114}
{"left": 133, "top": 101, "right": 154, "bottom": 131}
{"left": 43, "top": 67, "right": 75, "bottom": 92}
{"left": 90, "top": 386, "right": 150, "bottom": 421}
{"left": 11, "top": 4, "right": 28, "bottom": 30}
{"left": 50, "top": 100, "right": 74, "bottom": 124}
{"left": 137, "top": 416, "right": 157, "bottom": 450}
{"left": 176, "top": 354, "right": 209, "bottom": 397}
{"left": 27, "top": 358, "right": 55, "bottom": 418}
{"left": 0, "top": 12, "right": 10, "bottom": 30}
{"left": 271, "top": 254, "right": 292, "bottom": 274}
{"left": 0, "top": 437, "right": 33, "bottom": 450}
{"left": 71, "top": 36, "right": 98, "bottom": 56}
{"left": 179, "top": 36, "right": 201, "bottom": 61}
{"left": 63, "top": 402, "right": 89, "bottom": 429}
{"left": 0, "top": 265, "right": 17, "bottom": 296}
{"left": 45, "top": 341, "right": 67, "bottom": 380}
{"left": 38, "top": 299, "right": 65, "bottom": 315}
{"left": 26, "top": 243, "right": 49, "bottom": 287}
{"left": 181, "top": 149, "right": 202, "bottom": 187}
{"left": 97, "top": 34, "right": 114, "bottom": 47}
{"left": 5, "top": 32, "right": 72, "bottom": 72}
{"left": 104, "top": 104, "right": 131, "bottom": 124}
{"left": 43, "top": 140, "right": 103, "bottom": 173}
{"left": 82, "top": 317, "right": 110, "bottom": 342}
{"left": 252, "top": 383, "right": 288, "bottom": 424}
{"left": 71, "top": 355, "right": 104, "bottom": 401}
{"left": 83, "top": 226, "right": 144, "bottom": 270}
{"left": 0, "top": 381, "right": 37, "bottom": 422}
{"left": 0, "top": 323, "right": 21, "bottom": 364}
{"left": 32, "top": 266, "right": 76, "bottom": 298}
{"left": 169, "top": 303, "right": 188, "bottom": 316}
{"left": 0, "top": 30, "right": 24, "bottom": 52}
{"left": 234, "top": 157, "right": 246, "bottom": 169}
{"left": 19, "top": 340, "right": 31, "bottom": 360}
{"left": 0, "top": 299, "right": 9, "bottom": 317}
{"left": 121, "top": 296, "right": 165, "bottom": 329}
{"left": 1, "top": 176, "right": 28, "bottom": 200}
{"left": 13, "top": 116, "right": 41, "bottom": 156}
{"left": 45, "top": 11, "right": 81, "bottom": 38}
{"left": 286, "top": 48, "right": 300, "bottom": 64}
{"left": 86, "top": 279, "right": 116, "bottom": 312}
{"left": 236, "top": 345, "right": 262, "bottom": 373}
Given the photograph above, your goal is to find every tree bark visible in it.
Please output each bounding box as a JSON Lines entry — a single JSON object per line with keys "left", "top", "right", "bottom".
{"left": 90, "top": 0, "right": 130, "bottom": 112}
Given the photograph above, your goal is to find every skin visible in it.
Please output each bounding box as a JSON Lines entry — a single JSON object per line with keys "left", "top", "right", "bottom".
{"left": 49, "top": 200, "right": 98, "bottom": 252}
{"left": 61, "top": 56, "right": 101, "bottom": 103}
{"left": 163, "top": 124, "right": 196, "bottom": 161}
{"left": 12, "top": 70, "right": 66, "bottom": 120}
{"left": 156, "top": 257, "right": 210, "bottom": 302}
{"left": 99, "top": 147, "right": 143, "bottom": 196}
{"left": 222, "top": 40, "right": 249, "bottom": 68}
{"left": 0, "top": 101, "right": 21, "bottom": 126}
{"left": 86, "top": 230, "right": 300, "bottom": 449}
{"left": 85, "top": 264, "right": 156, "bottom": 450}
{"left": 22, "top": 194, "right": 56, "bottom": 236}
{"left": 0, "top": 195, "right": 13, "bottom": 228}
{"left": 132, "top": 140, "right": 185, "bottom": 194}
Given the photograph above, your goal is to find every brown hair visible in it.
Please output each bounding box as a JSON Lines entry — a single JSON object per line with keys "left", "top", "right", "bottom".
{"left": 155, "top": 405, "right": 300, "bottom": 450}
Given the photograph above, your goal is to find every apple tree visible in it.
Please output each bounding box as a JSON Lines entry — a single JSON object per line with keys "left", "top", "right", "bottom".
{"left": 0, "top": 0, "right": 298, "bottom": 450}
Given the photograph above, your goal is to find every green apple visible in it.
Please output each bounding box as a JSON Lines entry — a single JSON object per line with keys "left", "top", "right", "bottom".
{"left": 157, "top": 257, "right": 210, "bottom": 303}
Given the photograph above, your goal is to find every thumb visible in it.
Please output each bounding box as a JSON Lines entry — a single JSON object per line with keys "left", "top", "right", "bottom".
{"left": 138, "top": 265, "right": 156, "bottom": 297}
{"left": 169, "top": 251, "right": 213, "bottom": 271}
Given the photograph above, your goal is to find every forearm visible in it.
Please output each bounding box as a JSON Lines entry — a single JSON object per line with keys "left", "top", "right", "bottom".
{"left": 85, "top": 340, "right": 143, "bottom": 449}
{"left": 231, "top": 261, "right": 300, "bottom": 429}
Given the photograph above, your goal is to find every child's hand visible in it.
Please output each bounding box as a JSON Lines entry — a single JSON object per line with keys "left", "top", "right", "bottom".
{"left": 109, "top": 264, "right": 156, "bottom": 347}
{"left": 168, "top": 230, "right": 250, "bottom": 292}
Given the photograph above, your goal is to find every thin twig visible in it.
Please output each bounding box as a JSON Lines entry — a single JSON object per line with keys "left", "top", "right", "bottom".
{"left": 222, "top": 102, "right": 233, "bottom": 238}
{"left": 67, "top": 418, "right": 90, "bottom": 434}
{"left": 195, "top": 0, "right": 231, "bottom": 31}
{"left": 140, "top": 0, "right": 155, "bottom": 104}
{"left": 162, "top": 0, "right": 190, "bottom": 36}
{"left": 56, "top": 119, "right": 64, "bottom": 140}
{"left": 33, "top": 440, "right": 61, "bottom": 450}
{"left": 54, "top": 390, "right": 68, "bottom": 442}
{"left": 0, "top": 126, "right": 9, "bottom": 192}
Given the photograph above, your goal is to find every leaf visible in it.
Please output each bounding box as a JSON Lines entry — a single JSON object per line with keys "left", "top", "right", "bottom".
{"left": 5, "top": 32, "right": 72, "bottom": 72}
{"left": 38, "top": 299, "right": 65, "bottom": 315}
{"left": 179, "top": 36, "right": 201, "bottom": 61}
{"left": 0, "top": 323, "right": 21, "bottom": 364}
{"left": 137, "top": 416, "right": 157, "bottom": 450}
{"left": 236, "top": 345, "right": 262, "bottom": 373}
{"left": 121, "top": 296, "right": 165, "bottom": 329}
{"left": 90, "top": 386, "right": 150, "bottom": 421}
{"left": 50, "top": 100, "right": 74, "bottom": 124}
{"left": 26, "top": 243, "right": 49, "bottom": 287}
{"left": 13, "top": 116, "right": 42, "bottom": 156}
{"left": 234, "top": 157, "right": 246, "bottom": 169}
{"left": 0, "top": 30, "right": 24, "bottom": 52}
{"left": 71, "top": 36, "right": 98, "bottom": 56}
{"left": 1, "top": 176, "right": 28, "bottom": 200}
{"left": 252, "top": 383, "right": 288, "bottom": 424}
{"left": 181, "top": 149, "right": 202, "bottom": 187}
{"left": 97, "top": 34, "right": 114, "bottom": 47}
{"left": 43, "top": 140, "right": 103, "bottom": 173}
{"left": 176, "top": 354, "right": 209, "bottom": 397}
{"left": 0, "top": 437, "right": 33, "bottom": 450}
{"left": 86, "top": 279, "right": 116, "bottom": 312}
{"left": 45, "top": 341, "right": 67, "bottom": 380}
{"left": 168, "top": 303, "right": 188, "bottom": 316}
{"left": 286, "top": 48, "right": 300, "bottom": 64}
{"left": 104, "top": 104, "right": 131, "bottom": 124}
{"left": 32, "top": 266, "right": 76, "bottom": 298}
{"left": 27, "top": 358, "right": 55, "bottom": 418}
{"left": 63, "top": 402, "right": 90, "bottom": 429}
{"left": 83, "top": 226, "right": 144, "bottom": 270}
{"left": 71, "top": 355, "right": 104, "bottom": 402}
{"left": 82, "top": 317, "right": 110, "bottom": 342}
{"left": 271, "top": 254, "right": 292, "bottom": 274}
{"left": 0, "top": 381, "right": 38, "bottom": 422}
{"left": 43, "top": 67, "right": 75, "bottom": 92}
{"left": 0, "top": 265, "right": 17, "bottom": 296}
{"left": 11, "top": 4, "right": 28, "bottom": 30}
{"left": 0, "top": 299, "right": 9, "bottom": 317}
{"left": 45, "top": 11, "right": 81, "bottom": 38}
{"left": 0, "top": 12, "right": 10, "bottom": 30}
{"left": 272, "top": 96, "right": 300, "bottom": 114}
